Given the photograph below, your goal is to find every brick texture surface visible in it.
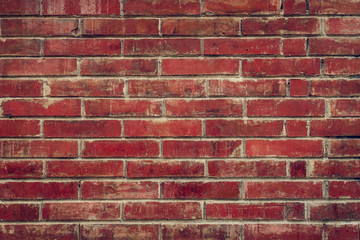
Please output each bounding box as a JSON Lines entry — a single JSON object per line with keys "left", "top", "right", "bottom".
{"left": 0, "top": 0, "right": 359, "bottom": 239}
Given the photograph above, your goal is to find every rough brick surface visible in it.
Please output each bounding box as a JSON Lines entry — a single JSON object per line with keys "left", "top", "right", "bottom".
{"left": 1, "top": 0, "right": 359, "bottom": 239}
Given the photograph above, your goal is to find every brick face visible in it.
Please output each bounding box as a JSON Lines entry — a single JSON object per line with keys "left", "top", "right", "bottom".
{"left": 1, "top": 1, "right": 359, "bottom": 239}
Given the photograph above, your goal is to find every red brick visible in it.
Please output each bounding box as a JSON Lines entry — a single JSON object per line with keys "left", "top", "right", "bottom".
{"left": 166, "top": 99, "right": 243, "bottom": 117}
{"left": 242, "top": 18, "right": 320, "bottom": 35}
{"left": 43, "top": 202, "right": 121, "bottom": 220}
{"left": 284, "top": 0, "right": 307, "bottom": 15}
{"left": 82, "top": 140, "right": 160, "bottom": 158}
{"left": 310, "top": 119, "right": 360, "bottom": 136}
{"left": 243, "top": 58, "right": 320, "bottom": 77}
{"left": 124, "top": 120, "right": 202, "bottom": 137}
{"left": 163, "top": 140, "right": 242, "bottom": 158}
{"left": 0, "top": 160, "right": 43, "bottom": 179}
{"left": 0, "top": 120, "right": 40, "bottom": 137}
{"left": 124, "top": 0, "right": 199, "bottom": 15}
{"left": 2, "top": 99, "right": 81, "bottom": 117}
{"left": 208, "top": 160, "right": 286, "bottom": 178}
{"left": 0, "top": 203, "right": 39, "bottom": 221}
{"left": 0, "top": 225, "right": 78, "bottom": 240}
{"left": 162, "top": 18, "right": 239, "bottom": 36}
{"left": 283, "top": 38, "right": 307, "bottom": 56}
{"left": 328, "top": 140, "right": 360, "bottom": 158}
{"left": 162, "top": 58, "right": 239, "bottom": 75}
{"left": 0, "top": 0, "right": 40, "bottom": 15}
{"left": 43, "top": 0, "right": 120, "bottom": 15}
{"left": 309, "top": 79, "right": 360, "bottom": 96}
{"left": 207, "top": 203, "right": 284, "bottom": 220}
{"left": 0, "top": 39, "right": 40, "bottom": 56}
{"left": 309, "top": 160, "right": 360, "bottom": 178}
{"left": 81, "top": 59, "right": 158, "bottom": 76}
{"left": 46, "top": 160, "right": 123, "bottom": 178}
{"left": 309, "top": 0, "right": 360, "bottom": 14}
{"left": 124, "top": 39, "right": 200, "bottom": 56}
{"left": 81, "top": 224, "right": 159, "bottom": 240}
{"left": 325, "top": 224, "right": 360, "bottom": 240}
{"left": 127, "top": 160, "right": 204, "bottom": 178}
{"left": 246, "top": 140, "right": 324, "bottom": 157}
{"left": 0, "top": 79, "right": 42, "bottom": 97}
{"left": 0, "top": 140, "right": 78, "bottom": 158}
{"left": 290, "top": 161, "right": 307, "bottom": 178}
{"left": 162, "top": 225, "right": 241, "bottom": 240}
{"left": 206, "top": 120, "right": 283, "bottom": 137}
{"left": 286, "top": 203, "right": 305, "bottom": 220}
{"left": 209, "top": 79, "right": 286, "bottom": 97}
{"left": 44, "top": 120, "right": 122, "bottom": 138}
{"left": 245, "top": 181, "right": 322, "bottom": 199}
{"left": 310, "top": 203, "right": 360, "bottom": 220}
{"left": 203, "top": 0, "right": 280, "bottom": 15}
{"left": 128, "top": 79, "right": 205, "bottom": 97}
{"left": 84, "top": 99, "right": 161, "bottom": 117}
{"left": 205, "top": 38, "right": 281, "bottom": 55}
{"left": 244, "top": 224, "right": 323, "bottom": 240}
{"left": 290, "top": 79, "right": 308, "bottom": 96}
{"left": 310, "top": 38, "right": 360, "bottom": 55}
{"left": 1, "top": 18, "right": 78, "bottom": 36}
{"left": 47, "top": 79, "right": 124, "bottom": 97}
{"left": 286, "top": 120, "right": 307, "bottom": 137}
{"left": 81, "top": 181, "right": 158, "bottom": 199}
{"left": 0, "top": 182, "right": 78, "bottom": 199}
{"left": 325, "top": 18, "right": 360, "bottom": 35}
{"left": 163, "top": 182, "right": 240, "bottom": 199}
{"left": 0, "top": 58, "right": 77, "bottom": 76}
{"left": 329, "top": 181, "right": 360, "bottom": 199}
{"left": 44, "top": 39, "right": 121, "bottom": 56}
{"left": 82, "top": 19, "right": 159, "bottom": 36}
{"left": 124, "top": 202, "right": 202, "bottom": 220}
{"left": 248, "top": 99, "right": 324, "bottom": 116}
{"left": 330, "top": 99, "right": 360, "bottom": 117}
{"left": 325, "top": 58, "right": 360, "bottom": 75}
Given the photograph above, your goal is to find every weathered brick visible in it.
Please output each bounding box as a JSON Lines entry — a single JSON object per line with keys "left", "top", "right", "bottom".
{"left": 330, "top": 99, "right": 360, "bottom": 117}
{"left": 246, "top": 140, "right": 324, "bottom": 157}
{"left": 166, "top": 99, "right": 243, "bottom": 117}
{"left": 247, "top": 99, "right": 324, "bottom": 116}
{"left": 2, "top": 99, "right": 81, "bottom": 117}
{"left": 82, "top": 140, "right": 160, "bottom": 158}
{"left": 203, "top": 0, "right": 280, "bottom": 15}
{"left": 0, "top": 225, "right": 78, "bottom": 240}
{"left": 325, "top": 58, "right": 360, "bottom": 75}
{"left": 290, "top": 161, "right": 307, "bottom": 178}
{"left": 0, "top": 182, "right": 78, "bottom": 199}
{"left": 0, "top": 79, "right": 43, "bottom": 97}
{"left": 325, "top": 18, "right": 360, "bottom": 35}
{"left": 81, "top": 181, "right": 158, "bottom": 199}
{"left": 208, "top": 160, "right": 286, "bottom": 178}
{"left": 243, "top": 58, "right": 320, "bottom": 76}
{"left": 244, "top": 181, "right": 323, "bottom": 199}
{"left": 284, "top": 0, "right": 307, "bottom": 15}
{"left": 85, "top": 99, "right": 161, "bottom": 117}
{"left": 127, "top": 160, "right": 204, "bottom": 178}
{"left": 325, "top": 224, "right": 360, "bottom": 240}
{"left": 128, "top": 79, "right": 205, "bottom": 97}
{"left": 44, "top": 120, "right": 122, "bottom": 138}
{"left": 0, "top": 120, "right": 40, "bottom": 137}
{"left": 43, "top": 0, "right": 120, "bottom": 15}
{"left": 0, "top": 0, "right": 40, "bottom": 15}
{"left": 0, "top": 39, "right": 41, "bottom": 56}
{"left": 310, "top": 119, "right": 360, "bottom": 136}
{"left": 309, "top": 79, "right": 360, "bottom": 96}
{"left": 242, "top": 18, "right": 320, "bottom": 35}
{"left": 43, "top": 202, "right": 121, "bottom": 220}
{"left": 124, "top": 120, "right": 202, "bottom": 137}
{"left": 46, "top": 160, "right": 124, "bottom": 178}
{"left": 309, "top": 160, "right": 360, "bottom": 178}
{"left": 162, "top": 58, "right": 239, "bottom": 75}
{"left": 206, "top": 120, "right": 283, "bottom": 137}
{"left": 0, "top": 160, "right": 43, "bottom": 179}
{"left": 283, "top": 38, "right": 307, "bottom": 56}
{"left": 162, "top": 225, "right": 241, "bottom": 240}
{"left": 328, "top": 140, "right": 360, "bottom": 158}
{"left": 310, "top": 203, "right": 360, "bottom": 220}
{"left": 124, "top": 202, "right": 202, "bottom": 220}
{"left": 162, "top": 18, "right": 239, "bottom": 36}
{"left": 286, "top": 120, "right": 307, "bottom": 137}
{"left": 204, "top": 38, "right": 281, "bottom": 55}
{"left": 162, "top": 182, "right": 240, "bottom": 199}
{"left": 206, "top": 203, "right": 285, "bottom": 220}
{"left": 0, "top": 203, "right": 39, "bottom": 221}
{"left": 0, "top": 140, "right": 78, "bottom": 158}
{"left": 209, "top": 79, "right": 286, "bottom": 97}
{"left": 329, "top": 181, "right": 360, "bottom": 199}
{"left": 163, "top": 140, "right": 242, "bottom": 158}
{"left": 309, "top": 0, "right": 360, "bottom": 14}
{"left": 309, "top": 38, "right": 360, "bottom": 55}
{"left": 290, "top": 79, "right": 308, "bottom": 96}
{"left": 286, "top": 202, "right": 305, "bottom": 220}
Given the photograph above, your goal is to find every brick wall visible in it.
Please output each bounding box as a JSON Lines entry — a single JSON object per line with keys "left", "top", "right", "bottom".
{"left": 0, "top": 0, "right": 360, "bottom": 239}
